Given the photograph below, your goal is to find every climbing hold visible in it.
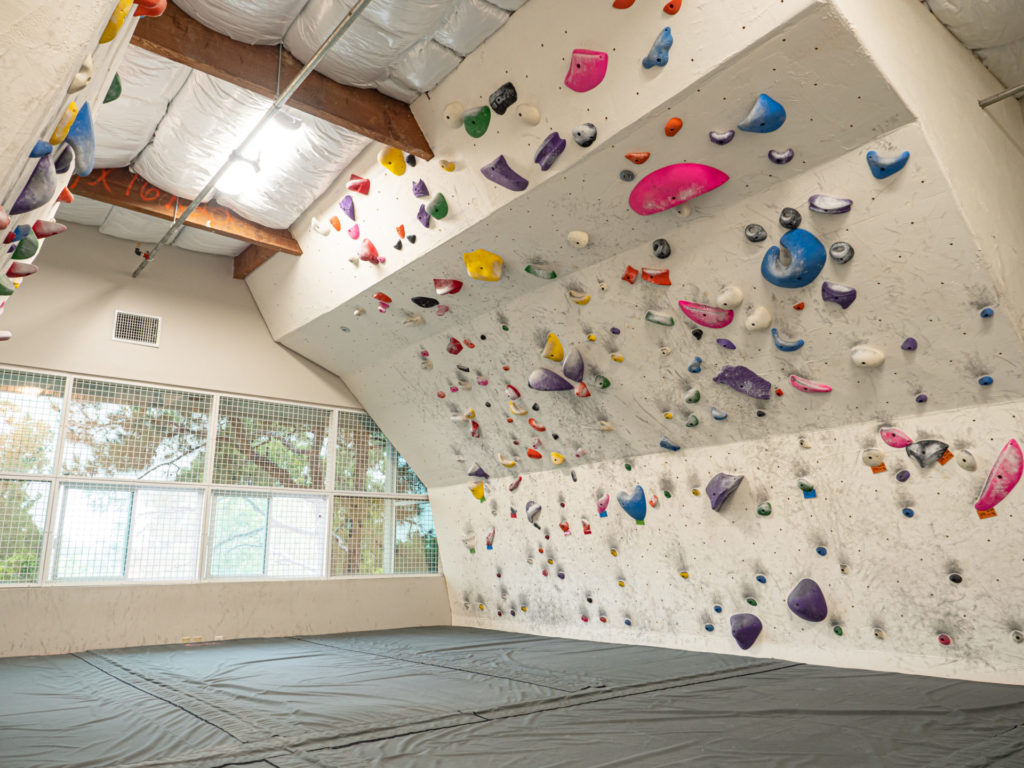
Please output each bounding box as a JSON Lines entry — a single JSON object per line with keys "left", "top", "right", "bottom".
{"left": 730, "top": 614, "right": 763, "bottom": 650}
{"left": 378, "top": 147, "right": 406, "bottom": 176}
{"left": 642, "top": 27, "right": 673, "bottom": 68}
{"left": 347, "top": 175, "right": 370, "bottom": 194}
{"left": 311, "top": 217, "right": 331, "bottom": 236}
{"left": 761, "top": 229, "right": 827, "bottom": 288}
{"left": 678, "top": 300, "right": 734, "bottom": 328}
{"left": 509, "top": 476, "right": 522, "bottom": 491}
{"left": 470, "top": 482, "right": 485, "bottom": 502}
{"left": 790, "top": 375, "right": 831, "bottom": 393}
{"left": 64, "top": 102, "right": 95, "bottom": 176}
{"left": 411, "top": 296, "right": 439, "bottom": 309}
{"left": 756, "top": 502, "right": 772, "bottom": 516}
{"left": 821, "top": 281, "right": 857, "bottom": 309}
{"left": 10, "top": 233, "right": 39, "bottom": 261}
{"left": 443, "top": 101, "right": 464, "bottom": 127}
{"left": 665, "top": 117, "right": 683, "bottom": 136}
{"left": 10, "top": 155, "right": 56, "bottom": 215}
{"left": 778, "top": 207, "right": 802, "bottom": 230}
{"left": 974, "top": 439, "right": 1023, "bottom": 518}
{"left": 1012, "top": 630, "right": 1024, "bottom": 644}
{"left": 104, "top": 73, "right": 122, "bottom": 103}
{"left": 617, "top": 486, "right": 647, "bottom": 524}
{"left": 957, "top": 451, "right": 977, "bottom": 471}
{"left": 815, "top": 545, "right": 827, "bottom": 555}
{"left": 428, "top": 193, "right": 449, "bottom": 220}
{"left": 574, "top": 382, "right": 590, "bottom": 397}
{"left": 488, "top": 82, "right": 517, "bottom": 115}
{"left": 660, "top": 437, "right": 681, "bottom": 451}
{"left": 526, "top": 501, "right": 542, "bottom": 528}
{"left": 826, "top": 243, "right": 855, "bottom": 267}
{"left": 714, "top": 366, "right": 772, "bottom": 399}
{"left": 433, "top": 279, "right": 463, "bottom": 296}
{"left": 862, "top": 449, "right": 885, "bottom": 468}
{"left": 716, "top": 285, "right": 743, "bottom": 310}
{"left": 100, "top": 0, "right": 132, "bottom": 42}
{"left": 906, "top": 440, "right": 950, "bottom": 469}
{"left": 29, "top": 141, "right": 52, "bottom": 159}
{"left": 6, "top": 262, "right": 38, "bottom": 278}
{"left": 979, "top": 375, "right": 994, "bottom": 386}
{"left": 569, "top": 290, "right": 591, "bottom": 305}
{"left": 597, "top": 493, "right": 611, "bottom": 518}
{"left": 688, "top": 357, "right": 702, "bottom": 374}
{"left": 744, "top": 224, "right": 767, "bottom": 243}
{"left": 447, "top": 337, "right": 464, "bottom": 355}
{"left": 49, "top": 102, "right": 79, "bottom": 145}
{"left": 664, "top": 412, "right": 674, "bottom": 420}
{"left": 610, "top": 353, "right": 624, "bottom": 363}
{"left": 684, "top": 388, "right": 700, "bottom": 404}
{"left": 573, "top": 123, "right": 598, "bottom": 147}
{"left": 32, "top": 220, "right": 65, "bottom": 239}
{"left": 866, "top": 149, "right": 910, "bottom": 179}
{"left": 562, "top": 347, "right": 584, "bottom": 381}
{"left": 711, "top": 407, "right": 727, "bottom": 420}
{"left": 980, "top": 307, "right": 995, "bottom": 318}
{"left": 463, "top": 106, "right": 491, "bottom": 138}
{"left": 880, "top": 427, "right": 913, "bottom": 448}
{"left": 517, "top": 103, "right": 541, "bottom": 125}
{"left": 768, "top": 148, "right": 794, "bottom": 164}
{"left": 464, "top": 249, "right": 503, "bottom": 281}
{"left": 535, "top": 132, "right": 567, "bottom": 171}
{"left": 949, "top": 572, "right": 963, "bottom": 584}
{"left": 652, "top": 238, "right": 672, "bottom": 259}
{"left": 692, "top": 329, "right": 703, "bottom": 340}
{"left": 938, "top": 633, "right": 952, "bottom": 646}
{"left": 568, "top": 230, "right": 589, "bottom": 248}
{"left": 706, "top": 473, "right": 743, "bottom": 511}
{"left": 629, "top": 163, "right": 729, "bottom": 216}
{"left": 896, "top": 470, "right": 911, "bottom": 482}
{"left": 709, "top": 130, "right": 735, "bottom": 145}
{"left": 787, "top": 579, "right": 828, "bottom": 622}
{"left": 551, "top": 452, "right": 565, "bottom": 465}
{"left": 565, "top": 49, "right": 609, "bottom": 92}
{"left": 348, "top": 224, "right": 360, "bottom": 239}
{"left": 645, "top": 310, "right": 675, "bottom": 326}
{"left": 619, "top": 170, "right": 635, "bottom": 182}
{"left": 850, "top": 345, "right": 885, "bottom": 367}
{"left": 625, "top": 152, "right": 651, "bottom": 165}
{"left": 595, "top": 375, "right": 611, "bottom": 389}
{"left": 509, "top": 401, "right": 528, "bottom": 416}
{"left": 357, "top": 240, "right": 381, "bottom": 264}
{"left": 528, "top": 368, "right": 574, "bottom": 391}
{"left": 498, "top": 454, "right": 516, "bottom": 468}
{"left": 599, "top": 421, "right": 614, "bottom": 431}
{"left": 622, "top": 265, "right": 639, "bottom": 283}
{"left": 440, "top": 160, "right": 455, "bottom": 172}
{"left": 738, "top": 93, "right": 786, "bottom": 133}
{"left": 641, "top": 268, "right": 671, "bottom": 285}
{"left": 745, "top": 306, "right": 772, "bottom": 331}
{"left": 612, "top": 0, "right": 635, "bottom": 7}
{"left": 467, "top": 462, "right": 489, "bottom": 479}
{"left": 664, "top": 0, "right": 681, "bottom": 12}
{"left": 809, "top": 194, "right": 853, "bottom": 214}
{"left": 716, "top": 339, "right": 736, "bottom": 350}
{"left": 481, "top": 155, "right": 528, "bottom": 191}
{"left": 340, "top": 195, "right": 355, "bottom": 221}
{"left": 771, "top": 328, "right": 804, "bottom": 352}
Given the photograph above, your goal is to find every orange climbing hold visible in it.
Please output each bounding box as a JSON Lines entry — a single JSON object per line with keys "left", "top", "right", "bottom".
{"left": 329, "top": 216, "right": 341, "bottom": 231}
{"left": 612, "top": 0, "right": 635, "bottom": 7}
{"left": 396, "top": 224, "right": 405, "bottom": 238}
{"left": 57, "top": 187, "right": 74, "bottom": 204}
{"left": 793, "top": 302, "right": 805, "bottom": 311}
{"left": 625, "top": 152, "right": 650, "bottom": 165}
{"left": 664, "top": 0, "right": 681, "bottom": 14}
{"left": 664, "top": 117, "right": 683, "bottom": 136}
{"left": 372, "top": 292, "right": 392, "bottom": 303}
{"left": 527, "top": 447, "right": 543, "bottom": 459}
{"left": 134, "top": 0, "right": 167, "bottom": 17}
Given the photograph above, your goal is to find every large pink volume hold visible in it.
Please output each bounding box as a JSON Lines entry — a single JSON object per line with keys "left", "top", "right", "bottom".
{"left": 975, "top": 438, "right": 1023, "bottom": 515}
{"left": 564, "top": 49, "right": 609, "bottom": 92}
{"left": 629, "top": 163, "right": 729, "bottom": 215}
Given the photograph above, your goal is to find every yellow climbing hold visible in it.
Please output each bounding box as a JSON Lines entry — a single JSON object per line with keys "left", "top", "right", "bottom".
{"left": 599, "top": 420, "right": 614, "bottom": 431}
{"left": 664, "top": 412, "right": 674, "bottom": 420}
{"left": 679, "top": 571, "right": 689, "bottom": 579}
{"left": 50, "top": 102, "right": 79, "bottom": 145}
{"left": 470, "top": 481, "right": 486, "bottom": 501}
{"left": 610, "top": 353, "right": 624, "bottom": 363}
{"left": 479, "top": 603, "right": 485, "bottom": 611}
{"left": 551, "top": 452, "right": 565, "bottom": 465}
{"left": 569, "top": 290, "right": 591, "bottom": 305}
{"left": 498, "top": 453, "right": 517, "bottom": 467}
{"left": 464, "top": 249, "right": 504, "bottom": 281}
{"left": 543, "top": 332, "right": 564, "bottom": 362}
{"left": 509, "top": 401, "right": 528, "bottom": 416}
{"left": 100, "top": 0, "right": 131, "bottom": 44}
{"left": 440, "top": 159, "right": 456, "bottom": 172}
{"left": 378, "top": 146, "right": 406, "bottom": 176}
{"left": 610, "top": 548, "right": 618, "bottom": 557}
{"left": 691, "top": 488, "right": 701, "bottom": 496}
{"left": 617, "top": 579, "right": 626, "bottom": 588}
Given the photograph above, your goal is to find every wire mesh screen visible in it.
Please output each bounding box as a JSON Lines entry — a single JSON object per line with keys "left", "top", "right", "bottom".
{"left": 330, "top": 495, "right": 387, "bottom": 576}
{"left": 63, "top": 379, "right": 211, "bottom": 482}
{"left": 0, "top": 479, "right": 51, "bottom": 583}
{"left": 52, "top": 483, "right": 202, "bottom": 581}
{"left": 208, "top": 491, "right": 327, "bottom": 578}
{"left": 214, "top": 397, "right": 330, "bottom": 489}
{"left": 336, "top": 411, "right": 427, "bottom": 495}
{"left": 393, "top": 499, "right": 437, "bottom": 574}
{"left": 0, "top": 368, "right": 66, "bottom": 475}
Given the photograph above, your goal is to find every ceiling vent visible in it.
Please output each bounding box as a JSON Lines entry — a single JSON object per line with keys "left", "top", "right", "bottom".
{"left": 112, "top": 311, "right": 161, "bottom": 347}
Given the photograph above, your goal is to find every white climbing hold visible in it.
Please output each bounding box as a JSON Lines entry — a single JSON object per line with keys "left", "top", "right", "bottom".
{"left": 861, "top": 449, "right": 885, "bottom": 467}
{"left": 568, "top": 230, "right": 590, "bottom": 248}
{"left": 599, "top": 420, "right": 614, "bottom": 431}
{"left": 716, "top": 285, "right": 744, "bottom": 310}
{"left": 510, "top": 401, "right": 528, "bottom": 416}
{"left": 443, "top": 101, "right": 465, "bottom": 127}
{"left": 957, "top": 450, "right": 977, "bottom": 471}
{"left": 517, "top": 103, "right": 541, "bottom": 125}
{"left": 659, "top": 346, "right": 671, "bottom": 356}
{"left": 850, "top": 345, "right": 885, "bottom": 367}
{"left": 402, "top": 314, "right": 424, "bottom": 326}
{"left": 311, "top": 217, "right": 331, "bottom": 236}
{"left": 353, "top": 307, "right": 366, "bottom": 316}
{"left": 498, "top": 453, "right": 517, "bottom": 467}
{"left": 745, "top": 305, "right": 771, "bottom": 331}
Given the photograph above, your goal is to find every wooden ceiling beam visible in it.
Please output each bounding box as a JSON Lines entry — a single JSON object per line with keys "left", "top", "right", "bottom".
{"left": 131, "top": 2, "right": 433, "bottom": 159}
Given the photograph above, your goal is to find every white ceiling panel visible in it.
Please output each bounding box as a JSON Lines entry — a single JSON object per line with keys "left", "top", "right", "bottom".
{"left": 173, "top": 0, "right": 309, "bottom": 45}
{"left": 99, "top": 207, "right": 176, "bottom": 243}
{"left": 433, "top": 0, "right": 509, "bottom": 57}
{"left": 174, "top": 227, "right": 249, "bottom": 257}
{"left": 55, "top": 197, "right": 114, "bottom": 227}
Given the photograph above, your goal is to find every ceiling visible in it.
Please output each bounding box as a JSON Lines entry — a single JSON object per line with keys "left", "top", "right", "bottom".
{"left": 58, "top": 0, "right": 529, "bottom": 252}
{"left": 925, "top": 0, "right": 1024, "bottom": 92}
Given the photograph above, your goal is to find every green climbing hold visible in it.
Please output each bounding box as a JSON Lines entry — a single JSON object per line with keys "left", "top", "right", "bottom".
{"left": 833, "top": 625, "right": 844, "bottom": 636}
{"left": 625, "top": 463, "right": 632, "bottom": 471}
{"left": 756, "top": 502, "right": 772, "bottom": 516}
{"left": 427, "top": 193, "right": 448, "bottom": 220}
{"left": 501, "top": 324, "right": 510, "bottom": 331}
{"left": 798, "top": 479, "right": 814, "bottom": 492}
{"left": 464, "top": 106, "right": 491, "bottom": 138}
{"left": 11, "top": 232, "right": 39, "bottom": 260}
{"left": 745, "top": 597, "right": 757, "bottom": 607}
{"left": 595, "top": 375, "right": 611, "bottom": 389}
{"left": 524, "top": 265, "right": 557, "bottom": 279}
{"left": 664, "top": 491, "right": 672, "bottom": 499}
{"left": 684, "top": 388, "right": 700, "bottom": 404}
{"left": 0, "top": 274, "right": 15, "bottom": 296}
{"left": 685, "top": 414, "right": 699, "bottom": 427}
{"left": 104, "top": 73, "right": 122, "bottom": 103}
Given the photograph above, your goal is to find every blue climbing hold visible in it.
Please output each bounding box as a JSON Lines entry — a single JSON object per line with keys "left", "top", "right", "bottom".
{"left": 688, "top": 356, "right": 702, "bottom": 374}
{"left": 704, "top": 623, "right": 715, "bottom": 632}
{"left": 756, "top": 574, "right": 767, "bottom": 584}
{"left": 866, "top": 150, "right": 910, "bottom": 180}
{"left": 771, "top": 328, "right": 804, "bottom": 352}
{"left": 642, "top": 27, "right": 673, "bottom": 69}
{"left": 713, "top": 604, "right": 723, "bottom": 613}
{"left": 761, "top": 228, "right": 827, "bottom": 288}
{"left": 660, "top": 437, "right": 681, "bottom": 451}
{"left": 64, "top": 101, "right": 95, "bottom": 177}
{"left": 980, "top": 307, "right": 994, "bottom": 318}
{"left": 738, "top": 93, "right": 787, "bottom": 133}
{"left": 979, "top": 376, "right": 994, "bottom": 386}
{"left": 815, "top": 546, "right": 828, "bottom": 556}
{"left": 30, "top": 140, "right": 53, "bottom": 158}
{"left": 902, "top": 507, "right": 915, "bottom": 518}
{"left": 617, "top": 485, "right": 647, "bottom": 524}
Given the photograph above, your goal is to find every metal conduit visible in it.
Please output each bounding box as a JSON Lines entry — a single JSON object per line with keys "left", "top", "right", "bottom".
{"left": 132, "top": 0, "right": 375, "bottom": 277}
{"left": 979, "top": 82, "right": 1024, "bottom": 109}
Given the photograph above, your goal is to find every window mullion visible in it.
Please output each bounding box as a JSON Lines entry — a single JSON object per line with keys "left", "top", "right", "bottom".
{"left": 37, "top": 373, "right": 73, "bottom": 583}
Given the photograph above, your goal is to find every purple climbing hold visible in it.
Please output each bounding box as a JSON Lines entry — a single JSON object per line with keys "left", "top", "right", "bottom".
{"left": 417, "top": 204, "right": 431, "bottom": 228}
{"left": 821, "top": 281, "right": 857, "bottom": 309}
{"left": 787, "top": 578, "right": 828, "bottom": 622}
{"left": 412, "top": 179, "right": 429, "bottom": 198}
{"left": 467, "top": 463, "right": 490, "bottom": 479}
{"left": 10, "top": 154, "right": 56, "bottom": 215}
{"left": 562, "top": 347, "right": 584, "bottom": 382}
{"left": 896, "top": 470, "right": 911, "bottom": 482}
{"left": 706, "top": 472, "right": 743, "bottom": 511}
{"left": 610, "top": 327, "right": 621, "bottom": 335}
{"left": 730, "top": 613, "right": 763, "bottom": 650}
{"left": 713, "top": 365, "right": 772, "bottom": 400}
{"left": 709, "top": 130, "right": 735, "bottom": 145}
{"left": 915, "top": 393, "right": 928, "bottom": 403}
{"left": 809, "top": 194, "right": 853, "bottom": 214}
{"left": 340, "top": 195, "right": 355, "bottom": 220}
{"left": 716, "top": 339, "right": 736, "bottom": 350}
{"left": 902, "top": 338, "right": 918, "bottom": 351}
{"left": 768, "top": 148, "right": 794, "bottom": 164}
{"left": 528, "top": 368, "right": 574, "bottom": 391}
{"left": 481, "top": 155, "right": 529, "bottom": 191}
{"left": 534, "top": 132, "right": 566, "bottom": 171}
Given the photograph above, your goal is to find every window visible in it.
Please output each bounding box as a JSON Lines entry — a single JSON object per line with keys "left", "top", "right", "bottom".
{"left": 0, "top": 366, "right": 433, "bottom": 586}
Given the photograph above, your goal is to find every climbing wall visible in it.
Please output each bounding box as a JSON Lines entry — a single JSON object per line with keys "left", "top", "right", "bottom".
{"left": 255, "top": 0, "right": 1024, "bottom": 683}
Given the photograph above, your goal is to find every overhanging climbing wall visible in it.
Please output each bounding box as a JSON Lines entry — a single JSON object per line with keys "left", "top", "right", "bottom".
{"left": 255, "top": 0, "right": 1024, "bottom": 684}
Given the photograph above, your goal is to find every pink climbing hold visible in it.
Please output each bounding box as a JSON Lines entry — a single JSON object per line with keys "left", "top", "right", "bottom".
{"left": 347, "top": 175, "right": 370, "bottom": 194}
{"left": 347, "top": 224, "right": 359, "bottom": 239}
{"left": 434, "top": 278, "right": 463, "bottom": 295}
{"left": 678, "top": 300, "right": 734, "bottom": 328}
{"left": 628, "top": 163, "right": 729, "bottom": 216}
{"left": 974, "top": 439, "right": 1023, "bottom": 518}
{"left": 790, "top": 375, "right": 832, "bottom": 393}
{"left": 564, "top": 49, "right": 609, "bottom": 93}
{"left": 879, "top": 427, "right": 914, "bottom": 448}
{"left": 32, "top": 220, "right": 66, "bottom": 238}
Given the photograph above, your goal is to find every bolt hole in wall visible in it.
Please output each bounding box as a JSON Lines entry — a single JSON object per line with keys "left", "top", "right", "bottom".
{"left": 0, "top": 366, "right": 436, "bottom": 586}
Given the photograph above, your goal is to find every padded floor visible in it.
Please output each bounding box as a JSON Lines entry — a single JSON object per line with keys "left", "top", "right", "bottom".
{"left": 1, "top": 627, "right": 1023, "bottom": 767}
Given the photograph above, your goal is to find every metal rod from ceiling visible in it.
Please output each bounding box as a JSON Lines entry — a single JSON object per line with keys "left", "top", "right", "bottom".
{"left": 979, "top": 82, "right": 1024, "bottom": 109}
{"left": 132, "top": 0, "right": 375, "bottom": 278}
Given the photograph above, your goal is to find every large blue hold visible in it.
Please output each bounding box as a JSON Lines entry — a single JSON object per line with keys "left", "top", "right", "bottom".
{"left": 64, "top": 102, "right": 95, "bottom": 177}
{"left": 617, "top": 485, "right": 647, "bottom": 524}
{"left": 761, "top": 228, "right": 827, "bottom": 288}
{"left": 738, "top": 93, "right": 787, "bottom": 133}
{"left": 642, "top": 27, "right": 673, "bottom": 69}
{"left": 30, "top": 141, "right": 53, "bottom": 158}
{"left": 866, "top": 150, "right": 909, "bottom": 180}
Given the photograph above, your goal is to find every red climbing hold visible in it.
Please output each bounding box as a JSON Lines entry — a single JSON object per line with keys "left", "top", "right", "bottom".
{"left": 527, "top": 447, "right": 543, "bottom": 459}
{"left": 372, "top": 291, "right": 392, "bottom": 303}
{"left": 32, "top": 220, "right": 66, "bottom": 238}
{"left": 622, "top": 265, "right": 639, "bottom": 284}
{"left": 134, "top": 0, "right": 167, "bottom": 16}
{"left": 625, "top": 152, "right": 651, "bottom": 165}
{"left": 612, "top": 0, "right": 635, "bottom": 7}
{"left": 793, "top": 302, "right": 805, "bottom": 310}
{"left": 434, "top": 278, "right": 463, "bottom": 295}
{"left": 664, "top": 0, "right": 681, "bottom": 14}
{"left": 575, "top": 382, "right": 591, "bottom": 398}
{"left": 347, "top": 175, "right": 370, "bottom": 194}
{"left": 447, "top": 337, "right": 463, "bottom": 355}
{"left": 641, "top": 267, "right": 671, "bottom": 286}
{"left": 358, "top": 239, "right": 380, "bottom": 263}
{"left": 58, "top": 187, "right": 74, "bottom": 203}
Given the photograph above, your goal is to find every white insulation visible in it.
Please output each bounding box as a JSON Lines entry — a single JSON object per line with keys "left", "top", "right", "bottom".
{"left": 172, "top": 0, "right": 309, "bottom": 45}
{"left": 927, "top": 0, "right": 1024, "bottom": 87}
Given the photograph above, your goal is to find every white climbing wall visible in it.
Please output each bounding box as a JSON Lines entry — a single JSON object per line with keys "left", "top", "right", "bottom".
{"left": 251, "top": 0, "right": 1024, "bottom": 683}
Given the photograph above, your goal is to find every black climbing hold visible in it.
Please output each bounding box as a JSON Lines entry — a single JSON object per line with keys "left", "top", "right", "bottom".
{"left": 691, "top": 328, "right": 703, "bottom": 340}
{"left": 744, "top": 223, "right": 767, "bottom": 242}
{"left": 573, "top": 122, "right": 597, "bottom": 147}
{"left": 484, "top": 402, "right": 491, "bottom": 407}
{"left": 552, "top": 434, "right": 559, "bottom": 440}
{"left": 412, "top": 296, "right": 439, "bottom": 308}
{"left": 779, "top": 207, "right": 802, "bottom": 229}
{"left": 653, "top": 238, "right": 672, "bottom": 259}
{"left": 488, "top": 81, "right": 518, "bottom": 115}
{"left": 949, "top": 573, "right": 962, "bottom": 584}
{"left": 407, "top": 234, "right": 417, "bottom": 243}
{"left": 480, "top": 334, "right": 487, "bottom": 340}
{"left": 394, "top": 240, "right": 403, "bottom": 250}
{"left": 456, "top": 364, "right": 470, "bottom": 372}
{"left": 829, "top": 241, "right": 854, "bottom": 263}
{"left": 756, "top": 410, "right": 766, "bottom": 417}
{"left": 532, "top": 403, "right": 540, "bottom": 411}
{"left": 405, "top": 153, "right": 417, "bottom": 166}
{"left": 620, "top": 169, "right": 635, "bottom": 182}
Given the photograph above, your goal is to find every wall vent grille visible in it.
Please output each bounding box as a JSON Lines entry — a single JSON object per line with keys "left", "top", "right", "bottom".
{"left": 112, "top": 311, "right": 161, "bottom": 347}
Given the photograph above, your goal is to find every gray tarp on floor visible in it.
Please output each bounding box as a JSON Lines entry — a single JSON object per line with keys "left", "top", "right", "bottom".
{"left": 1, "top": 627, "right": 1023, "bottom": 767}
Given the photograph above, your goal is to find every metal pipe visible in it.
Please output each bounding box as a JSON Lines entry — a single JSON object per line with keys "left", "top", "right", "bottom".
{"left": 132, "top": 0, "right": 374, "bottom": 278}
{"left": 979, "top": 82, "right": 1024, "bottom": 109}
